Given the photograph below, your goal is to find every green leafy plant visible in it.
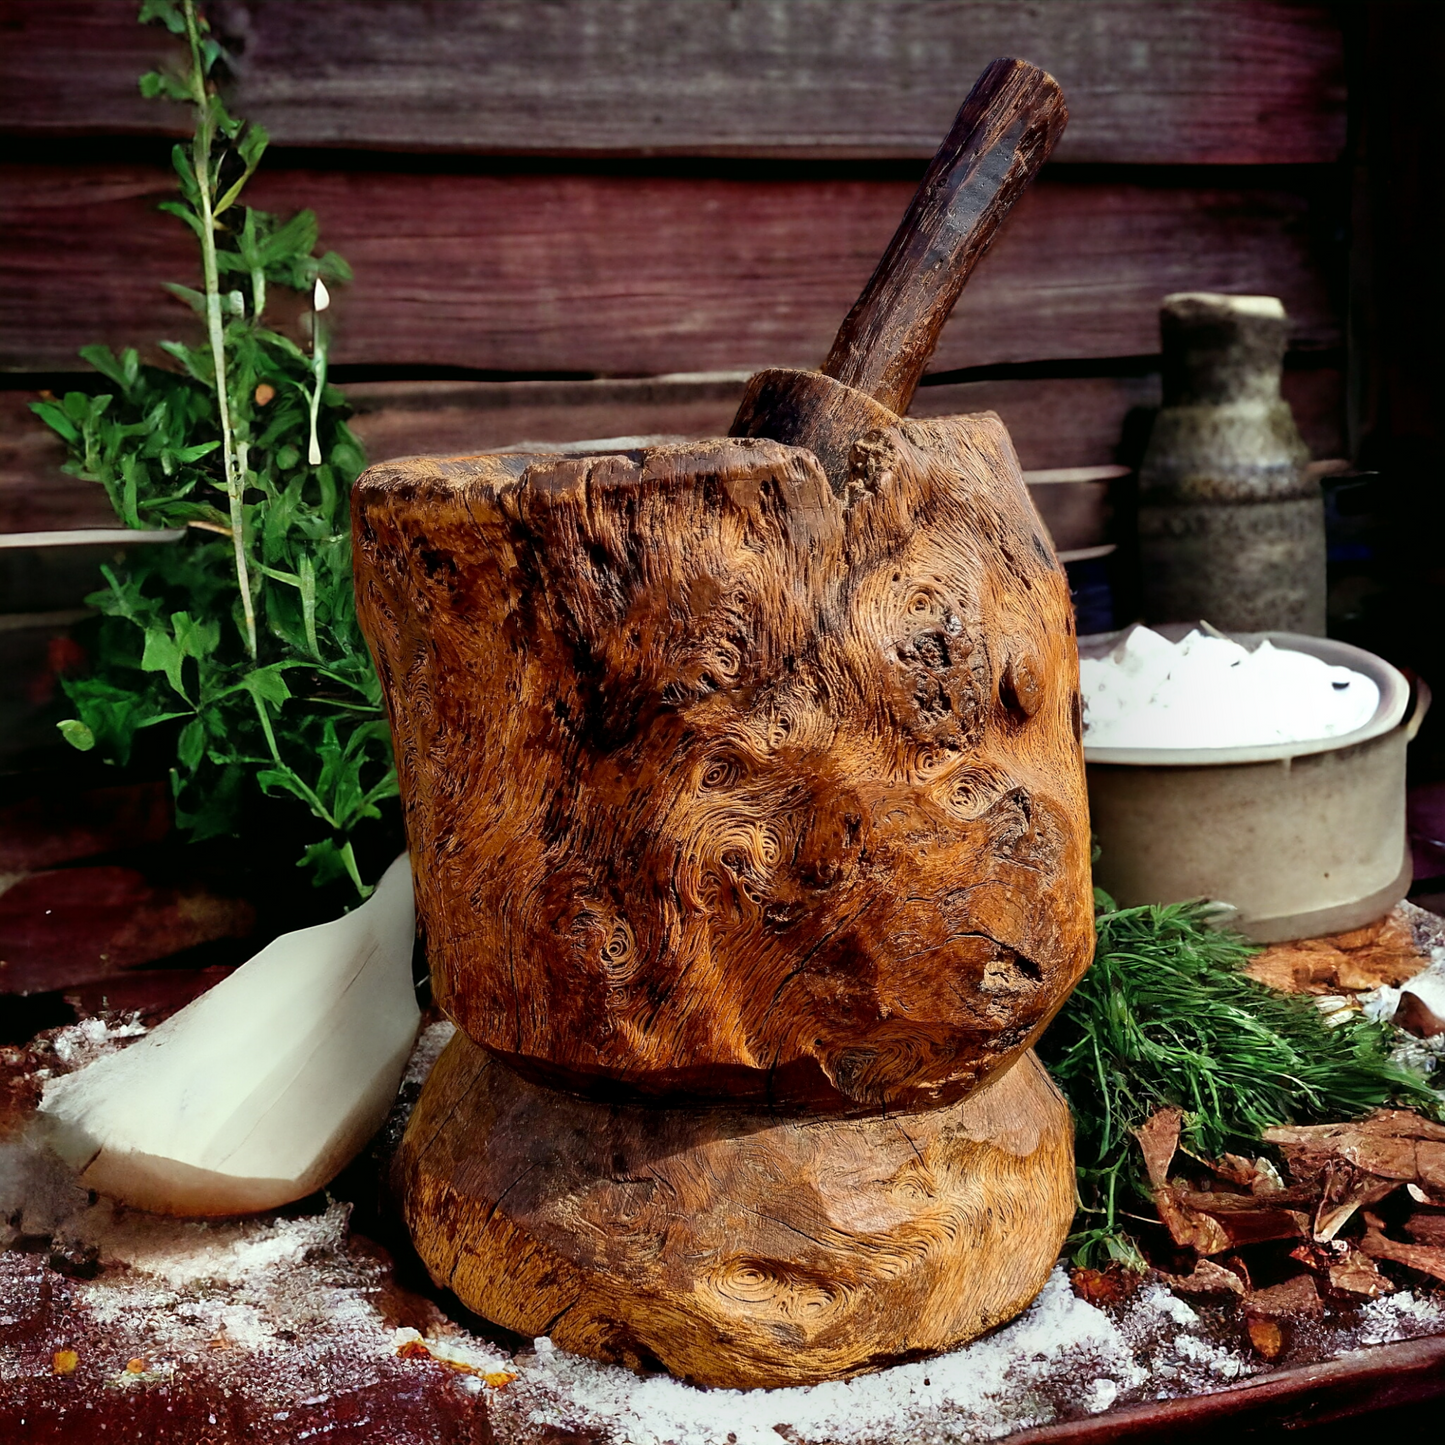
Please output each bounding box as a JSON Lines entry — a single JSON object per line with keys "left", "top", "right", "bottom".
{"left": 1042, "top": 895, "right": 1439, "bottom": 1268}
{"left": 32, "top": 0, "right": 396, "bottom": 896}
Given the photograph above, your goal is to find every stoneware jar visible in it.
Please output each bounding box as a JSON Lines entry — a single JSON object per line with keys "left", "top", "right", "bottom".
{"left": 1138, "top": 292, "right": 1325, "bottom": 634}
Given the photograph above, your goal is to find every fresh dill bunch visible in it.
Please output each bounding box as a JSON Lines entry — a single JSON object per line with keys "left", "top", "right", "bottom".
{"left": 1041, "top": 894, "right": 1438, "bottom": 1268}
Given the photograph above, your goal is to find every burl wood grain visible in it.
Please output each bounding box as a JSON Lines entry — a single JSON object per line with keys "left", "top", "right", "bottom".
{"left": 353, "top": 417, "right": 1092, "bottom": 1111}
{"left": 398, "top": 1030, "right": 1075, "bottom": 1389}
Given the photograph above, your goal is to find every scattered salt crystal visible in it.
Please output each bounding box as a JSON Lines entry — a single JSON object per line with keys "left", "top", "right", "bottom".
{"left": 1086, "top": 1378, "right": 1119, "bottom": 1413}
{"left": 1360, "top": 985, "right": 1403, "bottom": 1023}
{"left": 1354, "top": 1290, "right": 1445, "bottom": 1346}
{"left": 1080, "top": 626, "right": 1379, "bottom": 750}
{"left": 402, "top": 1020, "right": 456, "bottom": 1088}
{"left": 48, "top": 1014, "right": 147, "bottom": 1068}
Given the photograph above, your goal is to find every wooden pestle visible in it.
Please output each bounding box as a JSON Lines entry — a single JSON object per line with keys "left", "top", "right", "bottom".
{"left": 731, "top": 57, "right": 1067, "bottom": 490}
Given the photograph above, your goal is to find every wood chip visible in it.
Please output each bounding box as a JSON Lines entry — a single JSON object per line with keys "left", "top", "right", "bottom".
{"left": 1245, "top": 1316, "right": 1286, "bottom": 1360}
{"left": 1360, "top": 1226, "right": 1445, "bottom": 1284}
{"left": 1327, "top": 1251, "right": 1394, "bottom": 1299}
{"left": 1244, "top": 1273, "right": 1323, "bottom": 1319}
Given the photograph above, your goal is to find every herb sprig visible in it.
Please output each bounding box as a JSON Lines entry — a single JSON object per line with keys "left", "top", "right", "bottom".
{"left": 1042, "top": 896, "right": 1438, "bottom": 1267}
{"left": 32, "top": 0, "right": 397, "bottom": 896}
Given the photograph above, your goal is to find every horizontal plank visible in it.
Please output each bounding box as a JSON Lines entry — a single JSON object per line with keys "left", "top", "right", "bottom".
{"left": 0, "top": 1, "right": 1347, "bottom": 165}
{"left": 0, "top": 165, "right": 1340, "bottom": 376}
{"left": 0, "top": 367, "right": 1345, "bottom": 546}
{"left": 0, "top": 864, "right": 254, "bottom": 995}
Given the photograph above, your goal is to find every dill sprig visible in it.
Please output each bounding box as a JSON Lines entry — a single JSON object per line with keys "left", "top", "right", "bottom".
{"left": 1041, "top": 895, "right": 1438, "bottom": 1267}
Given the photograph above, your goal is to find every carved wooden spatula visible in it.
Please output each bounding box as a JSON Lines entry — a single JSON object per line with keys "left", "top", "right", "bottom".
{"left": 731, "top": 56, "right": 1067, "bottom": 488}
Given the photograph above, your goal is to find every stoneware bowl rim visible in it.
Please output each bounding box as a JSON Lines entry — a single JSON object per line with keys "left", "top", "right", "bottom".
{"left": 1078, "top": 622, "right": 1411, "bottom": 768}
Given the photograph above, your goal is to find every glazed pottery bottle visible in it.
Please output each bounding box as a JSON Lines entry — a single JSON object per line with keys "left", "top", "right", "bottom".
{"left": 1138, "top": 292, "right": 1325, "bottom": 634}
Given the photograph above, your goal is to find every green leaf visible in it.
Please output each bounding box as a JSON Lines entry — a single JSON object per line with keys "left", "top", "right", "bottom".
{"left": 139, "top": 68, "right": 191, "bottom": 101}
{"left": 139, "top": 0, "right": 187, "bottom": 35}
{"left": 177, "top": 716, "right": 206, "bottom": 769}
{"left": 237, "top": 662, "right": 293, "bottom": 709}
{"left": 172, "top": 439, "right": 221, "bottom": 463}
{"left": 141, "top": 623, "right": 189, "bottom": 699}
{"left": 164, "top": 282, "right": 208, "bottom": 315}
{"left": 158, "top": 199, "right": 206, "bottom": 240}
{"left": 58, "top": 719, "right": 96, "bottom": 751}
{"left": 30, "top": 400, "right": 79, "bottom": 443}
{"left": 79, "top": 345, "right": 141, "bottom": 394}
{"left": 298, "top": 837, "right": 358, "bottom": 890}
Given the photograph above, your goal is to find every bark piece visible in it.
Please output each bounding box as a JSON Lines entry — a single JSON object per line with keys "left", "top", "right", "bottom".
{"left": 398, "top": 1035, "right": 1076, "bottom": 1389}
{"left": 0, "top": 782, "right": 170, "bottom": 872}
{"left": 1396, "top": 974, "right": 1445, "bottom": 1038}
{"left": 354, "top": 427, "right": 1092, "bottom": 1110}
{"left": 1264, "top": 1111, "right": 1445, "bottom": 1193}
{"left": 1245, "top": 906, "right": 1429, "bottom": 995}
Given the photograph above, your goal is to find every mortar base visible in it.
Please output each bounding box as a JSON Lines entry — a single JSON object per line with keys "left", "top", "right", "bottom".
{"left": 398, "top": 1031, "right": 1074, "bottom": 1389}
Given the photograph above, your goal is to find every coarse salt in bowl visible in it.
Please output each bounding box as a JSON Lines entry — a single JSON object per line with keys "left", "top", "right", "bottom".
{"left": 1080, "top": 625, "right": 1380, "bottom": 752}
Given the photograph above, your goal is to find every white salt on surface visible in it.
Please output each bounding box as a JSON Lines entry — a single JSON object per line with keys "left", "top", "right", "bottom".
{"left": 1080, "top": 626, "right": 1379, "bottom": 750}
{"left": 6, "top": 1011, "right": 1445, "bottom": 1443}
{"left": 484, "top": 1270, "right": 1251, "bottom": 1445}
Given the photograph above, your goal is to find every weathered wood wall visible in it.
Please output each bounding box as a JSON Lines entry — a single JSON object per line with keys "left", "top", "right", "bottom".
{"left": 0, "top": 1, "right": 1350, "bottom": 554}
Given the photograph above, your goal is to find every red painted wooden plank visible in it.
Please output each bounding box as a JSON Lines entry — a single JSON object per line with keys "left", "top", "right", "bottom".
{"left": 0, "top": 781, "right": 171, "bottom": 872}
{"left": 0, "top": 367, "right": 1345, "bottom": 539}
{"left": 0, "top": 0, "right": 1347, "bottom": 165}
{"left": 0, "top": 866, "right": 254, "bottom": 995}
{"left": 0, "top": 165, "right": 1340, "bottom": 376}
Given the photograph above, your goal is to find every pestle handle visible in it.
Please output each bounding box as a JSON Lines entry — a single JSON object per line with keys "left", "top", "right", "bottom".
{"left": 820, "top": 58, "right": 1067, "bottom": 416}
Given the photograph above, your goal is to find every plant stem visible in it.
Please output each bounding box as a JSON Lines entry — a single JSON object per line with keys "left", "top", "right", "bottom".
{"left": 182, "top": 0, "right": 257, "bottom": 659}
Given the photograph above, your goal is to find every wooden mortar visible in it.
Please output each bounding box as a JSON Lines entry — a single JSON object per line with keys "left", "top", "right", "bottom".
{"left": 356, "top": 58, "right": 1091, "bottom": 1386}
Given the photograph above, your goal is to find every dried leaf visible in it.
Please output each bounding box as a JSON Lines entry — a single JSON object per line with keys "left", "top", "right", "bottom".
{"left": 1154, "top": 1186, "right": 1232, "bottom": 1255}
{"left": 1246, "top": 908, "right": 1428, "bottom": 995}
{"left": 1161, "top": 1259, "right": 1245, "bottom": 1298}
{"left": 1134, "top": 1107, "right": 1182, "bottom": 1188}
{"left": 1264, "top": 1110, "right": 1445, "bottom": 1194}
{"left": 1312, "top": 1160, "right": 1398, "bottom": 1242}
{"left": 1406, "top": 1211, "right": 1445, "bottom": 1246}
